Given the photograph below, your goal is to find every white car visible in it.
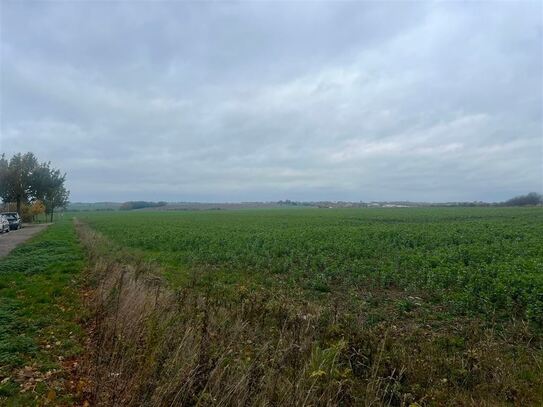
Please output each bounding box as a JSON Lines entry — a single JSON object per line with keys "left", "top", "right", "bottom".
{"left": 0, "top": 215, "right": 9, "bottom": 234}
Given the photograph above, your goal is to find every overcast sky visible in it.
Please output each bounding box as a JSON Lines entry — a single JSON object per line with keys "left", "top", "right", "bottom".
{"left": 1, "top": 1, "right": 542, "bottom": 202}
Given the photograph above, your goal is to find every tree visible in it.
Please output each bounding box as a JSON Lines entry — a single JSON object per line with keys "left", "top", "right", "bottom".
{"left": 0, "top": 155, "right": 9, "bottom": 204}
{"left": 119, "top": 201, "right": 167, "bottom": 210}
{"left": 505, "top": 192, "right": 542, "bottom": 206}
{"left": 0, "top": 153, "right": 70, "bottom": 222}
{"left": 30, "top": 163, "right": 69, "bottom": 222}
{"left": 29, "top": 162, "right": 54, "bottom": 205}
{"left": 30, "top": 200, "right": 46, "bottom": 222}
{"left": 46, "top": 182, "right": 69, "bottom": 222}
{"left": 0, "top": 153, "right": 38, "bottom": 213}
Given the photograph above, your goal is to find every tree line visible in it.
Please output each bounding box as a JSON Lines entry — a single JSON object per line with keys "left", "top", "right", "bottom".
{"left": 0, "top": 152, "right": 69, "bottom": 221}
{"left": 119, "top": 201, "right": 167, "bottom": 210}
{"left": 504, "top": 192, "right": 542, "bottom": 206}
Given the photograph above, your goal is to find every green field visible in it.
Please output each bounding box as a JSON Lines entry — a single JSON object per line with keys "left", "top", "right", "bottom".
{"left": 2, "top": 207, "right": 541, "bottom": 405}
{"left": 73, "top": 207, "right": 542, "bottom": 405}
{"left": 79, "top": 207, "right": 543, "bottom": 323}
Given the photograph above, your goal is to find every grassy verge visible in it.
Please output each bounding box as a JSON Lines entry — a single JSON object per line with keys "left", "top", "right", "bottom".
{"left": 0, "top": 220, "right": 86, "bottom": 406}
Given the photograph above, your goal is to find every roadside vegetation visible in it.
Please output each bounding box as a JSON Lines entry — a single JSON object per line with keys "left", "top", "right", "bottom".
{"left": 0, "top": 221, "right": 86, "bottom": 406}
{"left": 0, "top": 152, "right": 69, "bottom": 222}
{"left": 75, "top": 207, "right": 543, "bottom": 405}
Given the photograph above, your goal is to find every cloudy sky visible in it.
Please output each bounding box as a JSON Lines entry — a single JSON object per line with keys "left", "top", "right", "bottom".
{"left": 1, "top": 1, "right": 542, "bottom": 202}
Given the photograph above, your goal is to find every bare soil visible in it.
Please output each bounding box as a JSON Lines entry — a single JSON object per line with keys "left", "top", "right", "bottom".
{"left": 0, "top": 224, "right": 50, "bottom": 257}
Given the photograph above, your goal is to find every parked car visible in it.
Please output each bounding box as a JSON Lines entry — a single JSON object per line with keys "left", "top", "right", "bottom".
{"left": 1, "top": 212, "right": 22, "bottom": 230}
{"left": 0, "top": 215, "right": 9, "bottom": 233}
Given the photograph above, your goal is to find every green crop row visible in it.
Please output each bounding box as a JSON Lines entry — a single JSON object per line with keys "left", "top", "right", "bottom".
{"left": 77, "top": 207, "right": 543, "bottom": 324}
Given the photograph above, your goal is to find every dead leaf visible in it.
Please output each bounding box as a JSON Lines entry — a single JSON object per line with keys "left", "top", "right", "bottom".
{"left": 46, "top": 389, "right": 56, "bottom": 401}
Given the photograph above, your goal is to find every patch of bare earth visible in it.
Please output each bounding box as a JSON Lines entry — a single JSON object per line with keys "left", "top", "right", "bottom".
{"left": 0, "top": 224, "right": 50, "bottom": 257}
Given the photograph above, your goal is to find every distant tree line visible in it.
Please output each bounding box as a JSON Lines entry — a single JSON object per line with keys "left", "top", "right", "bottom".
{"left": 0, "top": 152, "right": 69, "bottom": 221}
{"left": 503, "top": 192, "right": 542, "bottom": 206}
{"left": 69, "top": 208, "right": 117, "bottom": 213}
{"left": 119, "top": 201, "right": 167, "bottom": 210}
{"left": 276, "top": 193, "right": 543, "bottom": 208}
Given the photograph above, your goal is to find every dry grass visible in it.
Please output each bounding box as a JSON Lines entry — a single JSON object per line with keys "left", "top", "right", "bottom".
{"left": 75, "top": 221, "right": 543, "bottom": 406}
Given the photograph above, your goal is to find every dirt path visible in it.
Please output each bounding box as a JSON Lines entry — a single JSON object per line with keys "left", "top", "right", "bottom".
{"left": 0, "top": 224, "right": 50, "bottom": 258}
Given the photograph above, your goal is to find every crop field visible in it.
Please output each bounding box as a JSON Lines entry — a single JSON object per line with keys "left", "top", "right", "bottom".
{"left": 72, "top": 207, "right": 543, "bottom": 405}
{"left": 80, "top": 207, "right": 543, "bottom": 322}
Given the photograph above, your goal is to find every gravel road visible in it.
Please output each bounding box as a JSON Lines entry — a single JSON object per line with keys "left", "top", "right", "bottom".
{"left": 0, "top": 224, "right": 50, "bottom": 258}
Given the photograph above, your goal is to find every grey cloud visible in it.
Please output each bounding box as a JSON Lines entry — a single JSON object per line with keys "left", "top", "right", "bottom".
{"left": 1, "top": 1, "right": 541, "bottom": 202}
